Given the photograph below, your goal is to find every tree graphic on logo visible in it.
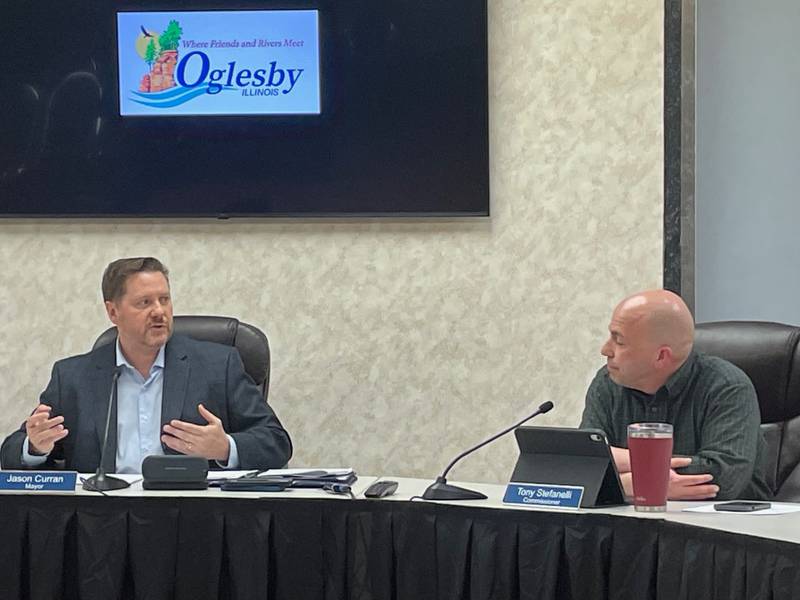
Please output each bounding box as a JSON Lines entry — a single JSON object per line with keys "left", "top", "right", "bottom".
{"left": 159, "top": 21, "right": 183, "bottom": 51}
{"left": 136, "top": 20, "right": 183, "bottom": 93}
{"left": 144, "top": 39, "right": 158, "bottom": 68}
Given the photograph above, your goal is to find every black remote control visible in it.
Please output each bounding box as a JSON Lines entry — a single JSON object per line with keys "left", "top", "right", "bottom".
{"left": 364, "top": 480, "right": 398, "bottom": 498}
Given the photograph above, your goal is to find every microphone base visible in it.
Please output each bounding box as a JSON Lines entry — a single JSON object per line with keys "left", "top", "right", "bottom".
{"left": 422, "top": 477, "right": 488, "bottom": 501}
{"left": 82, "top": 473, "right": 131, "bottom": 492}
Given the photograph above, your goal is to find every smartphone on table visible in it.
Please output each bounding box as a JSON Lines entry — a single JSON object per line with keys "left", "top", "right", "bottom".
{"left": 713, "top": 501, "right": 771, "bottom": 512}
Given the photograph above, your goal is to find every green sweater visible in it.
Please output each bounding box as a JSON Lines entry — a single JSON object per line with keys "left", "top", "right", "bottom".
{"left": 580, "top": 351, "right": 772, "bottom": 501}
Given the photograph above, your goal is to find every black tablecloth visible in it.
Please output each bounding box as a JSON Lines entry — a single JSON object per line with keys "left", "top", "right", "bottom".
{"left": 1, "top": 495, "right": 799, "bottom": 600}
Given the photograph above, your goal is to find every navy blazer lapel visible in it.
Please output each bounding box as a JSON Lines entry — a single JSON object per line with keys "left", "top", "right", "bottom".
{"left": 161, "top": 336, "right": 190, "bottom": 449}
{"left": 90, "top": 343, "right": 118, "bottom": 473}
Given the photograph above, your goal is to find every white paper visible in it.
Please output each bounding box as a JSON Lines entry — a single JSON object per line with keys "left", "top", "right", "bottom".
{"left": 206, "top": 470, "right": 256, "bottom": 480}
{"left": 260, "top": 468, "right": 354, "bottom": 476}
{"left": 682, "top": 502, "right": 800, "bottom": 515}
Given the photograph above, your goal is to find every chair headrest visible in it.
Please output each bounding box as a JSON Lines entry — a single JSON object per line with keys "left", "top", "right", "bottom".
{"left": 695, "top": 321, "right": 800, "bottom": 422}
{"left": 93, "top": 315, "right": 270, "bottom": 389}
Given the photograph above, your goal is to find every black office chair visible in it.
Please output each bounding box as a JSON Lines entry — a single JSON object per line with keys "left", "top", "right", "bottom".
{"left": 93, "top": 315, "right": 271, "bottom": 401}
{"left": 694, "top": 321, "right": 800, "bottom": 500}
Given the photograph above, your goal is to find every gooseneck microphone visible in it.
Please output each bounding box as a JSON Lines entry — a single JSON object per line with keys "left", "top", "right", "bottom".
{"left": 422, "top": 401, "right": 554, "bottom": 501}
{"left": 83, "top": 367, "right": 131, "bottom": 492}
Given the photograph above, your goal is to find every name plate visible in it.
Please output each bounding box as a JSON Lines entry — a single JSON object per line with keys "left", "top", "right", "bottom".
{"left": 0, "top": 471, "right": 77, "bottom": 492}
{"left": 502, "top": 482, "right": 584, "bottom": 509}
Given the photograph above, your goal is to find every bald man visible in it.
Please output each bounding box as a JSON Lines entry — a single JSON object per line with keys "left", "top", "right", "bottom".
{"left": 581, "top": 290, "right": 771, "bottom": 501}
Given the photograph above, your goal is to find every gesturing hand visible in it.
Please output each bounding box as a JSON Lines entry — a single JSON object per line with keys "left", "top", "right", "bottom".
{"left": 26, "top": 404, "right": 69, "bottom": 455}
{"left": 161, "top": 404, "right": 230, "bottom": 462}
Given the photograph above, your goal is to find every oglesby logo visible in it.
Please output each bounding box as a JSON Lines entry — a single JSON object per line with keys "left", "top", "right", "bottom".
{"left": 129, "top": 19, "right": 304, "bottom": 109}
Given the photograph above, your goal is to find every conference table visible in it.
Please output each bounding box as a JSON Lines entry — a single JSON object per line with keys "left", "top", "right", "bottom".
{"left": 1, "top": 475, "right": 799, "bottom": 600}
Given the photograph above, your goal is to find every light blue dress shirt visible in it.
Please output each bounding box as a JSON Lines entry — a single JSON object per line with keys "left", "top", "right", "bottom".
{"left": 114, "top": 341, "right": 166, "bottom": 473}
{"left": 22, "top": 339, "right": 240, "bottom": 472}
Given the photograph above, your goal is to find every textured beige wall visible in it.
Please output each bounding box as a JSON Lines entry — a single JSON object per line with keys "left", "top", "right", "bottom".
{"left": 0, "top": 0, "right": 663, "bottom": 483}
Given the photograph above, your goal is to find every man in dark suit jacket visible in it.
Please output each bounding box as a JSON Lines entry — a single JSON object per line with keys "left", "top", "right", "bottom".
{"left": 0, "top": 257, "right": 292, "bottom": 472}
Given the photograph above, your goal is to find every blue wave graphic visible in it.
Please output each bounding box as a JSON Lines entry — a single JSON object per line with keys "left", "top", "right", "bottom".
{"left": 130, "top": 85, "right": 197, "bottom": 100}
{"left": 130, "top": 86, "right": 209, "bottom": 108}
{"left": 129, "top": 84, "right": 235, "bottom": 108}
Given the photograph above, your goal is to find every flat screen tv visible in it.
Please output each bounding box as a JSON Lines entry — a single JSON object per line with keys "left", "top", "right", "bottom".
{"left": 0, "top": 1, "right": 489, "bottom": 218}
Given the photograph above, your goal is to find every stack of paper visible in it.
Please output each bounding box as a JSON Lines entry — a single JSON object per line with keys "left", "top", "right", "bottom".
{"left": 209, "top": 468, "right": 357, "bottom": 491}
{"left": 259, "top": 468, "right": 357, "bottom": 488}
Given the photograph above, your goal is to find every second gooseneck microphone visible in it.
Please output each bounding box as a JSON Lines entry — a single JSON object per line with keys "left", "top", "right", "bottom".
{"left": 422, "top": 401, "right": 555, "bottom": 501}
